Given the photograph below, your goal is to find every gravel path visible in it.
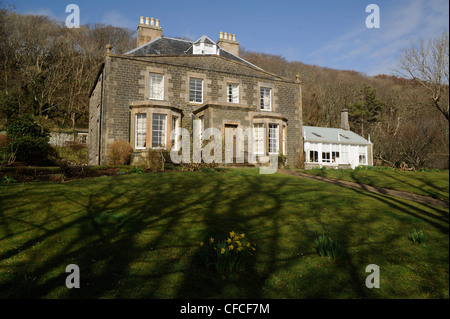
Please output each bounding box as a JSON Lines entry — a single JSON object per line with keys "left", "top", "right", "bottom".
{"left": 278, "top": 169, "right": 449, "bottom": 209}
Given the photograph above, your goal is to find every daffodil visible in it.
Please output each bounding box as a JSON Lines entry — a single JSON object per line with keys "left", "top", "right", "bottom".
{"left": 229, "top": 231, "right": 235, "bottom": 238}
{"left": 200, "top": 242, "right": 204, "bottom": 247}
{"left": 237, "top": 247, "right": 243, "bottom": 252}
{"left": 236, "top": 240, "right": 242, "bottom": 247}
{"left": 229, "top": 244, "right": 234, "bottom": 250}
{"left": 209, "top": 237, "right": 214, "bottom": 244}
{"left": 221, "top": 248, "right": 226, "bottom": 254}
{"left": 227, "top": 238, "right": 232, "bottom": 244}
{"left": 240, "top": 233, "right": 245, "bottom": 238}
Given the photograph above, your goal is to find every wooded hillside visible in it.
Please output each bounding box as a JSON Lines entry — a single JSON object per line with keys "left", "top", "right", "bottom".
{"left": 0, "top": 7, "right": 448, "bottom": 168}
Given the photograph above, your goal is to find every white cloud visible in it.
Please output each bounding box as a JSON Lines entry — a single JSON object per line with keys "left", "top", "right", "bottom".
{"left": 306, "top": 0, "right": 449, "bottom": 76}
{"left": 100, "top": 11, "right": 134, "bottom": 29}
{"left": 23, "top": 8, "right": 64, "bottom": 21}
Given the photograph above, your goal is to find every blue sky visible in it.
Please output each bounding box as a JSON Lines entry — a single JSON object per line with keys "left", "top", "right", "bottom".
{"left": 8, "top": 0, "right": 449, "bottom": 76}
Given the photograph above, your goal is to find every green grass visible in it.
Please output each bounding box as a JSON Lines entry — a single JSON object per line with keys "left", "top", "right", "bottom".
{"left": 0, "top": 169, "right": 448, "bottom": 298}
{"left": 301, "top": 168, "right": 449, "bottom": 200}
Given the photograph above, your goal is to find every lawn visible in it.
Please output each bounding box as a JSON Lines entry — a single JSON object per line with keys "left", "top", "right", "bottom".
{"left": 0, "top": 169, "right": 448, "bottom": 299}
{"left": 301, "top": 168, "right": 449, "bottom": 200}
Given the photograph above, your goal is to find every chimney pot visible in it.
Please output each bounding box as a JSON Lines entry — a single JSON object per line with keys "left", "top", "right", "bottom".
{"left": 140, "top": 16, "right": 144, "bottom": 24}
{"left": 145, "top": 17, "right": 149, "bottom": 25}
{"left": 340, "top": 108, "right": 350, "bottom": 131}
{"left": 150, "top": 17, "right": 155, "bottom": 26}
{"left": 224, "top": 32, "right": 228, "bottom": 40}
{"left": 156, "top": 19, "right": 160, "bottom": 27}
{"left": 219, "top": 31, "right": 223, "bottom": 39}
{"left": 233, "top": 34, "right": 236, "bottom": 41}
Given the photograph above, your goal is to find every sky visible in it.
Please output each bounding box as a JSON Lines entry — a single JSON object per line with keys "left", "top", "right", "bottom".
{"left": 7, "top": 0, "right": 450, "bottom": 76}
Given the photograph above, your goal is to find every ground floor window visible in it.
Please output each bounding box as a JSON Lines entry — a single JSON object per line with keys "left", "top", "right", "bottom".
{"left": 310, "top": 150, "right": 319, "bottom": 162}
{"left": 359, "top": 146, "right": 367, "bottom": 164}
{"left": 152, "top": 113, "right": 167, "bottom": 148}
{"left": 136, "top": 113, "right": 147, "bottom": 149}
{"left": 332, "top": 151, "right": 340, "bottom": 162}
{"left": 268, "top": 124, "right": 279, "bottom": 154}
{"left": 253, "top": 123, "right": 265, "bottom": 155}
{"left": 322, "top": 152, "right": 331, "bottom": 163}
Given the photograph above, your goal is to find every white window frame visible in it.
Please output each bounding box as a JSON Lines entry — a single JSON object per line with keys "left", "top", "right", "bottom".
{"left": 149, "top": 73, "right": 164, "bottom": 100}
{"left": 260, "top": 87, "right": 272, "bottom": 111}
{"left": 268, "top": 124, "right": 279, "bottom": 154}
{"left": 359, "top": 146, "right": 367, "bottom": 164}
{"left": 227, "top": 83, "right": 239, "bottom": 103}
{"left": 189, "top": 78, "right": 203, "bottom": 103}
{"left": 135, "top": 113, "right": 147, "bottom": 150}
{"left": 152, "top": 113, "right": 167, "bottom": 149}
{"left": 253, "top": 123, "right": 265, "bottom": 155}
{"left": 172, "top": 115, "right": 180, "bottom": 150}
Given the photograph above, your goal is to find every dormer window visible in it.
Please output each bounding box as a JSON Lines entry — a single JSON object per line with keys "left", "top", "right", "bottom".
{"left": 193, "top": 35, "right": 218, "bottom": 55}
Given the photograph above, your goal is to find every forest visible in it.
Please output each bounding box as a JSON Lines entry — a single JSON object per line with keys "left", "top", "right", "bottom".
{"left": 0, "top": 6, "right": 448, "bottom": 169}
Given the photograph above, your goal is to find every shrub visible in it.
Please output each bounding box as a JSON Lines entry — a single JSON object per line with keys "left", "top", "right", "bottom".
{"left": 278, "top": 154, "right": 287, "bottom": 169}
{"left": 410, "top": 228, "right": 426, "bottom": 244}
{"left": 1, "top": 175, "right": 16, "bottom": 184}
{"left": 6, "top": 114, "right": 53, "bottom": 165}
{"left": 129, "top": 167, "right": 144, "bottom": 174}
{"left": 180, "top": 162, "right": 218, "bottom": 172}
{"left": 108, "top": 140, "right": 133, "bottom": 165}
{"left": 314, "top": 234, "right": 344, "bottom": 260}
{"left": 199, "top": 231, "right": 256, "bottom": 275}
{"left": 144, "top": 149, "right": 166, "bottom": 172}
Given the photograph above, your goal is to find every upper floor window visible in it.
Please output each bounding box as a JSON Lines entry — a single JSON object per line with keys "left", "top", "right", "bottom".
{"left": 149, "top": 73, "right": 164, "bottom": 100}
{"left": 260, "top": 87, "right": 271, "bottom": 111}
{"left": 227, "top": 83, "right": 239, "bottom": 103}
{"left": 189, "top": 78, "right": 203, "bottom": 103}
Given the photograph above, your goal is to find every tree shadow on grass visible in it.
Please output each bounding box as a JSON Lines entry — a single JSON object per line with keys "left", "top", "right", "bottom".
{"left": 0, "top": 170, "right": 448, "bottom": 299}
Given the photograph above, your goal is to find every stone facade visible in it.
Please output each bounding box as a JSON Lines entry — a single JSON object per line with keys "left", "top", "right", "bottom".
{"left": 88, "top": 41, "right": 303, "bottom": 167}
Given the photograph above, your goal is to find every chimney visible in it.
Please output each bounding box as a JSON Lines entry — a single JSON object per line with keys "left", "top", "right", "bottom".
{"left": 217, "top": 31, "right": 239, "bottom": 56}
{"left": 136, "top": 16, "right": 162, "bottom": 47}
{"left": 340, "top": 108, "right": 350, "bottom": 131}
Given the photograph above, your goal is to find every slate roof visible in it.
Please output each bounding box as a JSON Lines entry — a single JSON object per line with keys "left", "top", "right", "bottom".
{"left": 125, "top": 36, "right": 261, "bottom": 70}
{"left": 303, "top": 126, "right": 372, "bottom": 145}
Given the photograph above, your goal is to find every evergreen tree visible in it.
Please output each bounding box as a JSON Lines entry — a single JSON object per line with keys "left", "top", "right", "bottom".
{"left": 346, "top": 83, "right": 384, "bottom": 136}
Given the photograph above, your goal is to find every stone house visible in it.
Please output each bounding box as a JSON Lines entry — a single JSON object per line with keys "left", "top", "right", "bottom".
{"left": 88, "top": 16, "right": 303, "bottom": 167}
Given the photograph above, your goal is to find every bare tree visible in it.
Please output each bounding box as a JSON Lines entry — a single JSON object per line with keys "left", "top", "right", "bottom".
{"left": 396, "top": 31, "right": 449, "bottom": 121}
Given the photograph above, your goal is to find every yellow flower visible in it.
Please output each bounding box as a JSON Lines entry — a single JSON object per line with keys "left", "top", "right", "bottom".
{"left": 237, "top": 247, "right": 243, "bottom": 252}
{"left": 221, "top": 248, "right": 226, "bottom": 254}
{"left": 229, "top": 231, "right": 235, "bottom": 238}
{"left": 236, "top": 240, "right": 242, "bottom": 247}
{"left": 227, "top": 238, "right": 232, "bottom": 244}
{"left": 228, "top": 245, "right": 234, "bottom": 250}
{"left": 234, "top": 235, "right": 240, "bottom": 241}
{"left": 200, "top": 242, "right": 204, "bottom": 247}
{"left": 246, "top": 242, "right": 251, "bottom": 247}
{"left": 209, "top": 237, "right": 214, "bottom": 244}
{"left": 240, "top": 233, "right": 245, "bottom": 238}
